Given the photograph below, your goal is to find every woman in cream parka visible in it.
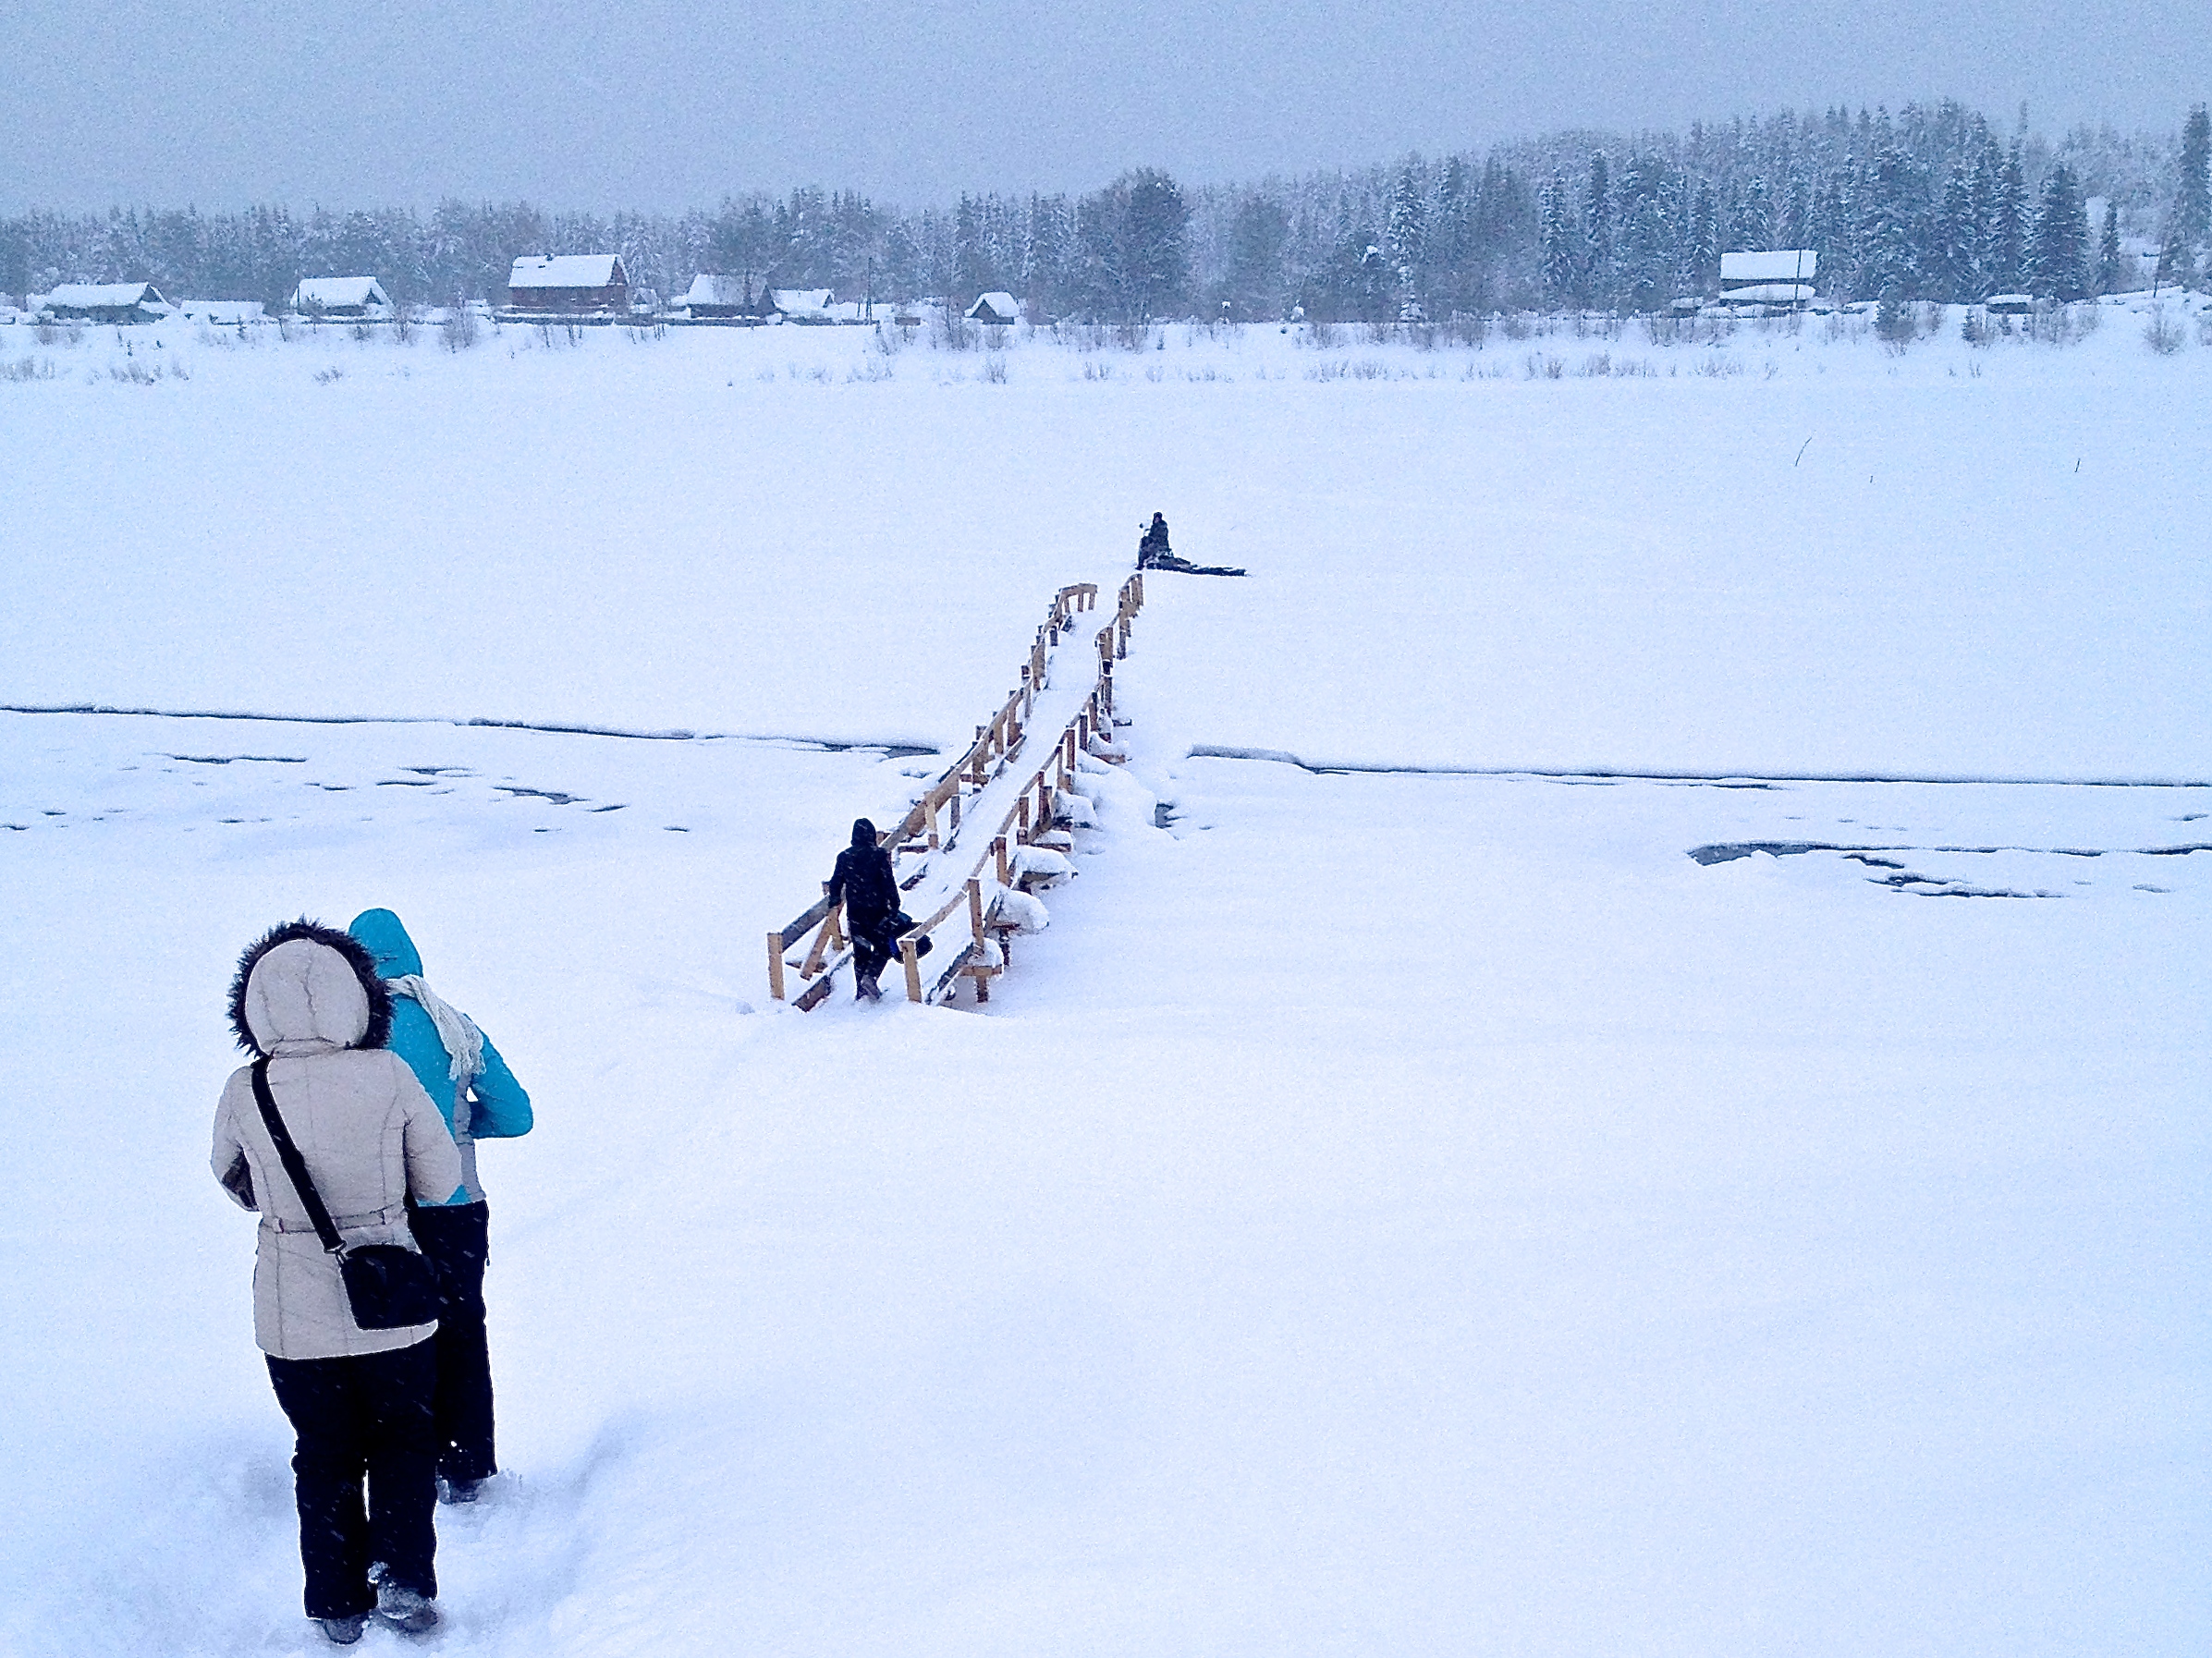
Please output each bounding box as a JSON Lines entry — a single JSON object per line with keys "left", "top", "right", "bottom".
{"left": 212, "top": 920, "right": 462, "bottom": 1644}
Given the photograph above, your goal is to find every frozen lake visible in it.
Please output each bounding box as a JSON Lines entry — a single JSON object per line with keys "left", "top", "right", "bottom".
{"left": 1, "top": 308, "right": 2206, "bottom": 1655}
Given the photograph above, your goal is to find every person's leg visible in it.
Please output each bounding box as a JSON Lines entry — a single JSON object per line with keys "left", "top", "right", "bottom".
{"left": 411, "top": 1201, "right": 496, "bottom": 1484}
{"left": 266, "top": 1355, "right": 375, "bottom": 1621}
{"left": 853, "top": 936, "right": 887, "bottom": 994}
{"left": 361, "top": 1340, "right": 441, "bottom": 1600}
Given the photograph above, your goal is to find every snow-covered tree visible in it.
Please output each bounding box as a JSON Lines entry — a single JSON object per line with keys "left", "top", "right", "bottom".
{"left": 2024, "top": 164, "right": 2088, "bottom": 299}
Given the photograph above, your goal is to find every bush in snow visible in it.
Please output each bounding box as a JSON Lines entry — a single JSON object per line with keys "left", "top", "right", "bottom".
{"left": 2144, "top": 306, "right": 2185, "bottom": 354}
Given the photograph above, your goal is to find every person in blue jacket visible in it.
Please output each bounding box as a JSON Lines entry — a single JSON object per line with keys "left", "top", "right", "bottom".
{"left": 348, "top": 908, "right": 532, "bottom": 1504}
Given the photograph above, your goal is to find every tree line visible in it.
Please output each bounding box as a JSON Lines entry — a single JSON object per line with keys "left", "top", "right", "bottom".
{"left": 3, "top": 99, "right": 2206, "bottom": 321}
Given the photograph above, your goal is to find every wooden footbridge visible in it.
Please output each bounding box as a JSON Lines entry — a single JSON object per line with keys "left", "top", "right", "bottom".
{"left": 767, "top": 572, "right": 1145, "bottom": 1009}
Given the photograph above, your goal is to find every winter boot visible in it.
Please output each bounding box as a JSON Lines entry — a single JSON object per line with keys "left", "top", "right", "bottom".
{"left": 437, "top": 1474, "right": 483, "bottom": 1505}
{"left": 374, "top": 1582, "right": 440, "bottom": 1636}
{"left": 855, "top": 972, "right": 881, "bottom": 1001}
{"left": 318, "top": 1615, "right": 370, "bottom": 1645}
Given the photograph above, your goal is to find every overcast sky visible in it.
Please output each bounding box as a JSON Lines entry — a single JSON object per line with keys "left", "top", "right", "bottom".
{"left": 7, "top": 0, "right": 2208, "bottom": 212}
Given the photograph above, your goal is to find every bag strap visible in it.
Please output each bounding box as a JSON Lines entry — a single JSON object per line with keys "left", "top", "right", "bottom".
{"left": 250, "top": 1058, "right": 345, "bottom": 1255}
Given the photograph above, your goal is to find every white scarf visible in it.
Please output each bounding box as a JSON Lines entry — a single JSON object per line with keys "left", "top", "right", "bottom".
{"left": 388, "top": 974, "right": 484, "bottom": 1084}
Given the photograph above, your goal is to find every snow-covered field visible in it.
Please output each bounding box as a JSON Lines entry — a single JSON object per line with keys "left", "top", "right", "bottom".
{"left": 2, "top": 309, "right": 2206, "bottom": 1656}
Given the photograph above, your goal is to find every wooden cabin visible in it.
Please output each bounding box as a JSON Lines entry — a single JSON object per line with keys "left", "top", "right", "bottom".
{"left": 291, "top": 276, "right": 391, "bottom": 317}
{"left": 1718, "top": 250, "right": 1818, "bottom": 307}
{"left": 765, "top": 288, "right": 834, "bottom": 323}
{"left": 679, "top": 274, "right": 752, "bottom": 317}
{"left": 507, "top": 254, "right": 629, "bottom": 313}
{"left": 967, "top": 291, "right": 1020, "bottom": 324}
{"left": 43, "top": 282, "right": 170, "bottom": 323}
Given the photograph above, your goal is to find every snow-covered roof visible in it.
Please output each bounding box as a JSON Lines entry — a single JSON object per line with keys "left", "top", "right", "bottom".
{"left": 1985, "top": 293, "right": 2033, "bottom": 307}
{"left": 768, "top": 288, "right": 833, "bottom": 317}
{"left": 681, "top": 274, "right": 750, "bottom": 308}
{"left": 968, "top": 291, "right": 1020, "bottom": 322}
{"left": 1719, "top": 250, "right": 1818, "bottom": 285}
{"left": 508, "top": 255, "right": 625, "bottom": 289}
{"left": 45, "top": 282, "right": 165, "bottom": 309}
{"left": 1723, "top": 283, "right": 1816, "bottom": 304}
{"left": 292, "top": 276, "right": 389, "bottom": 310}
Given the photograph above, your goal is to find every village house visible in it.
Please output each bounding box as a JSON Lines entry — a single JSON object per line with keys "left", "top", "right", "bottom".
{"left": 506, "top": 254, "right": 629, "bottom": 313}
{"left": 966, "top": 291, "right": 1020, "bottom": 325}
{"left": 290, "top": 276, "right": 391, "bottom": 317}
{"left": 765, "top": 288, "right": 835, "bottom": 323}
{"left": 42, "top": 282, "right": 170, "bottom": 323}
{"left": 1718, "top": 250, "right": 1819, "bottom": 307}
{"left": 678, "top": 274, "right": 752, "bottom": 318}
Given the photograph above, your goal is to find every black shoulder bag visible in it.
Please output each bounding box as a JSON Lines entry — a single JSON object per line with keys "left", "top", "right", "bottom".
{"left": 250, "top": 1058, "right": 442, "bottom": 1331}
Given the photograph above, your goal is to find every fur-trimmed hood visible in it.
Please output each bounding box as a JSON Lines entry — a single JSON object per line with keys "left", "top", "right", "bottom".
{"left": 228, "top": 919, "right": 393, "bottom": 1056}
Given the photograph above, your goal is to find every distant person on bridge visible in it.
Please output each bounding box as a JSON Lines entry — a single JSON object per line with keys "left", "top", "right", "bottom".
{"left": 1138, "top": 512, "right": 1172, "bottom": 568}
{"left": 829, "top": 817, "right": 907, "bottom": 1000}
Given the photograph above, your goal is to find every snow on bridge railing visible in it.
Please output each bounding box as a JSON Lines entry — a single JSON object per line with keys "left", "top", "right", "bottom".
{"left": 767, "top": 572, "right": 1145, "bottom": 1010}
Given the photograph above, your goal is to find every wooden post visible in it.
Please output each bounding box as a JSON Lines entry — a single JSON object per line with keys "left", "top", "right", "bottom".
{"left": 767, "top": 932, "right": 786, "bottom": 1002}
{"left": 924, "top": 798, "right": 939, "bottom": 851}
{"left": 967, "top": 877, "right": 984, "bottom": 942}
{"left": 901, "top": 936, "right": 924, "bottom": 1003}
{"left": 1063, "top": 726, "right": 1076, "bottom": 771}
{"left": 994, "top": 835, "right": 1009, "bottom": 885}
{"left": 1017, "top": 793, "right": 1031, "bottom": 838}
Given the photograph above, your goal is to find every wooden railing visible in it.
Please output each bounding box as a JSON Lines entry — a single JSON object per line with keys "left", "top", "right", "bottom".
{"left": 768, "top": 571, "right": 1145, "bottom": 1009}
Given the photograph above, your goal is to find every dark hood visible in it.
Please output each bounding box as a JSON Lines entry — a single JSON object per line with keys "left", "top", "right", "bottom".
{"left": 851, "top": 818, "right": 877, "bottom": 848}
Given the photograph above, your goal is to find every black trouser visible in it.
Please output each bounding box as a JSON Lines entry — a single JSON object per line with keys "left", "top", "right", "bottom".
{"left": 851, "top": 911, "right": 902, "bottom": 987}
{"left": 409, "top": 1200, "right": 497, "bottom": 1483}
{"left": 265, "top": 1340, "right": 439, "bottom": 1619}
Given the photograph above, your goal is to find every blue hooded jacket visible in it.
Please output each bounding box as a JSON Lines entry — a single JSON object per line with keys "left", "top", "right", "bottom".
{"left": 348, "top": 908, "right": 532, "bottom": 1207}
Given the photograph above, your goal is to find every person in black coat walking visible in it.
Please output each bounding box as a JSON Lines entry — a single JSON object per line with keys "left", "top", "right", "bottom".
{"left": 828, "top": 818, "right": 904, "bottom": 999}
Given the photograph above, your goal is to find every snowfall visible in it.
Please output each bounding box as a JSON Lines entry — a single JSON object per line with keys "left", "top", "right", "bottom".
{"left": 1, "top": 299, "right": 2206, "bottom": 1656}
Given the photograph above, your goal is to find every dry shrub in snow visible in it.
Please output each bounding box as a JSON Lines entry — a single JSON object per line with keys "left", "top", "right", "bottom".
{"left": 2144, "top": 306, "right": 2185, "bottom": 355}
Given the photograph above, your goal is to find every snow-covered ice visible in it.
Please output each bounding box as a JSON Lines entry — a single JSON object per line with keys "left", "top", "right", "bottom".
{"left": 0, "top": 310, "right": 2205, "bottom": 1655}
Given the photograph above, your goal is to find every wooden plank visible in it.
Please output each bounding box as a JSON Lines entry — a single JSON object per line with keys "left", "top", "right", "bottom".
{"left": 800, "top": 905, "right": 839, "bottom": 979}
{"left": 766, "top": 932, "right": 786, "bottom": 1002}
{"left": 793, "top": 958, "right": 843, "bottom": 1011}
{"left": 930, "top": 940, "right": 978, "bottom": 1004}
{"left": 901, "top": 937, "right": 925, "bottom": 1003}
{"left": 777, "top": 894, "right": 833, "bottom": 945}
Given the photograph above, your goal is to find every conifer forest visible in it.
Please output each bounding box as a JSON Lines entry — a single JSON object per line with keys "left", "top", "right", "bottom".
{"left": 5, "top": 100, "right": 2209, "bottom": 319}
